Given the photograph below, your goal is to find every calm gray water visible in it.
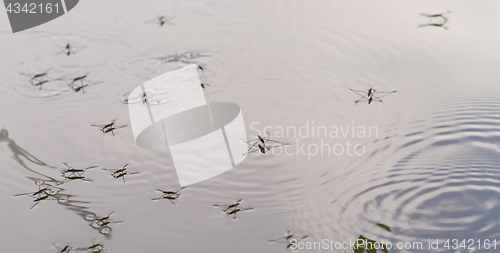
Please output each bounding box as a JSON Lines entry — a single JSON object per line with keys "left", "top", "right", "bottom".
{"left": 1, "top": 0, "right": 500, "bottom": 252}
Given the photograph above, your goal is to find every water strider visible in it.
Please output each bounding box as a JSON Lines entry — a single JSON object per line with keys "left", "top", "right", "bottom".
{"left": 88, "top": 212, "right": 123, "bottom": 227}
{"left": 14, "top": 184, "right": 59, "bottom": 209}
{"left": 76, "top": 239, "right": 105, "bottom": 253}
{"left": 53, "top": 243, "right": 73, "bottom": 253}
{"left": 91, "top": 119, "right": 127, "bottom": 136}
{"left": 145, "top": 15, "right": 176, "bottom": 27}
{"left": 59, "top": 163, "right": 97, "bottom": 184}
{"left": 102, "top": 164, "right": 139, "bottom": 182}
{"left": 67, "top": 74, "right": 102, "bottom": 93}
{"left": 58, "top": 43, "right": 76, "bottom": 56}
{"left": 349, "top": 85, "right": 397, "bottom": 105}
{"left": 20, "top": 69, "right": 62, "bottom": 90}
{"left": 269, "top": 231, "right": 309, "bottom": 249}
{"left": 242, "top": 132, "right": 291, "bottom": 156}
{"left": 197, "top": 64, "right": 210, "bottom": 89}
{"left": 213, "top": 199, "right": 253, "bottom": 219}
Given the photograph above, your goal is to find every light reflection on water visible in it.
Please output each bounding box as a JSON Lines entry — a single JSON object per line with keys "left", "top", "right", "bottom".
{"left": 1, "top": 0, "right": 500, "bottom": 252}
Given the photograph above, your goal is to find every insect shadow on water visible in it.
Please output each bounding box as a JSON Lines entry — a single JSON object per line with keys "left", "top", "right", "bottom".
{"left": 85, "top": 212, "right": 123, "bottom": 235}
{"left": 349, "top": 85, "right": 397, "bottom": 105}
{"left": 152, "top": 187, "right": 186, "bottom": 205}
{"left": 14, "top": 181, "right": 60, "bottom": 209}
{"left": 213, "top": 199, "right": 253, "bottom": 219}
{"left": 67, "top": 74, "right": 103, "bottom": 93}
{"left": 1, "top": 129, "right": 118, "bottom": 237}
{"left": 102, "top": 164, "right": 139, "bottom": 182}
{"left": 59, "top": 163, "right": 97, "bottom": 185}
{"left": 419, "top": 11, "right": 451, "bottom": 29}
{"left": 145, "top": 15, "right": 177, "bottom": 26}
{"left": 91, "top": 119, "right": 128, "bottom": 136}
{"left": 269, "top": 231, "right": 309, "bottom": 249}
{"left": 242, "top": 132, "right": 291, "bottom": 156}
{"left": 20, "top": 69, "right": 63, "bottom": 90}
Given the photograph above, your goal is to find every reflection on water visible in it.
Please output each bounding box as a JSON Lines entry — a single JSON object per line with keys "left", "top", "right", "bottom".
{"left": 1, "top": 129, "right": 120, "bottom": 238}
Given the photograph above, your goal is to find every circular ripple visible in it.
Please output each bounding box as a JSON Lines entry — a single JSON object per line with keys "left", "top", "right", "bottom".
{"left": 322, "top": 96, "right": 500, "bottom": 251}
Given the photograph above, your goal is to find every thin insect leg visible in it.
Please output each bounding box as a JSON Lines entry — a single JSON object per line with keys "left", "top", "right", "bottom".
{"left": 30, "top": 201, "right": 40, "bottom": 209}
{"left": 265, "top": 139, "right": 291, "bottom": 145}
{"left": 263, "top": 132, "right": 272, "bottom": 147}
{"left": 242, "top": 140, "right": 260, "bottom": 155}
{"left": 349, "top": 88, "right": 370, "bottom": 99}
{"left": 243, "top": 137, "right": 264, "bottom": 144}
{"left": 373, "top": 91, "right": 397, "bottom": 99}
{"left": 371, "top": 95, "right": 384, "bottom": 105}
{"left": 349, "top": 89, "right": 367, "bottom": 93}
{"left": 242, "top": 138, "right": 262, "bottom": 154}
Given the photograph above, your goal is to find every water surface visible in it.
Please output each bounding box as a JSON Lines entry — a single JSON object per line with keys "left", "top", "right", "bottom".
{"left": 1, "top": 0, "right": 500, "bottom": 252}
